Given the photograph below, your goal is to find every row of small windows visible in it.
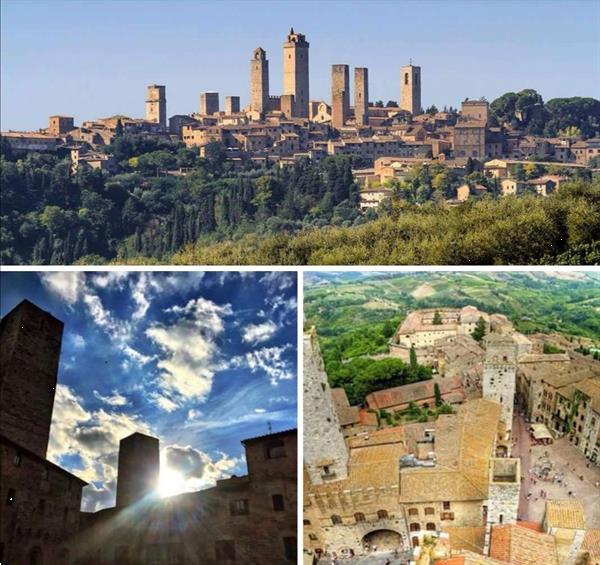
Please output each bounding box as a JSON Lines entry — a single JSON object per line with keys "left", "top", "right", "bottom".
{"left": 329, "top": 505, "right": 441, "bottom": 525}
{"left": 230, "top": 494, "right": 286, "bottom": 516}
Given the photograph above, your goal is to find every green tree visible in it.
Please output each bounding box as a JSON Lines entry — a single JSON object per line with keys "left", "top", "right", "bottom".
{"left": 409, "top": 345, "right": 417, "bottom": 370}
{"left": 472, "top": 317, "right": 487, "bottom": 342}
{"left": 383, "top": 319, "right": 395, "bottom": 339}
{"left": 432, "top": 310, "right": 442, "bottom": 325}
{"left": 434, "top": 382, "right": 442, "bottom": 407}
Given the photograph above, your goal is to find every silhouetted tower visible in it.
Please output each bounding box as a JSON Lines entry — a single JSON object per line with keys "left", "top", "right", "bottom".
{"left": 0, "top": 300, "right": 63, "bottom": 459}
{"left": 116, "top": 432, "right": 160, "bottom": 507}
{"left": 283, "top": 28, "right": 309, "bottom": 118}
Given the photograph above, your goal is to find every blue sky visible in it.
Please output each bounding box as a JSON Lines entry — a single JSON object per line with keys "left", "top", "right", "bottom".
{"left": 1, "top": 0, "right": 598, "bottom": 131}
{"left": 0, "top": 271, "right": 297, "bottom": 511}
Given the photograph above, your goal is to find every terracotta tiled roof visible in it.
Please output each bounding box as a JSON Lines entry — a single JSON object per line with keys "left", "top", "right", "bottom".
{"left": 489, "top": 523, "right": 558, "bottom": 564}
{"left": 582, "top": 529, "right": 600, "bottom": 563}
{"left": 545, "top": 500, "right": 585, "bottom": 530}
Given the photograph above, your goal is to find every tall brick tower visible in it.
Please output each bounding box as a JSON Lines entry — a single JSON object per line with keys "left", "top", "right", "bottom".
{"left": 483, "top": 335, "right": 517, "bottom": 441}
{"left": 331, "top": 64, "right": 349, "bottom": 129}
{"left": 116, "top": 432, "right": 160, "bottom": 507}
{"left": 0, "top": 300, "right": 63, "bottom": 459}
{"left": 250, "top": 47, "right": 270, "bottom": 114}
{"left": 145, "top": 84, "right": 166, "bottom": 128}
{"left": 354, "top": 67, "right": 369, "bottom": 126}
{"left": 400, "top": 63, "right": 421, "bottom": 116}
{"left": 283, "top": 28, "right": 309, "bottom": 118}
{"left": 303, "top": 329, "right": 348, "bottom": 485}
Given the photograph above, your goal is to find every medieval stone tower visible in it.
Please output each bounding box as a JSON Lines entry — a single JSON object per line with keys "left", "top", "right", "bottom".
{"left": 483, "top": 335, "right": 517, "bottom": 440}
{"left": 283, "top": 28, "right": 309, "bottom": 118}
{"left": 0, "top": 300, "right": 63, "bottom": 459}
{"left": 116, "top": 432, "right": 160, "bottom": 507}
{"left": 250, "top": 47, "right": 269, "bottom": 114}
{"left": 145, "top": 84, "right": 166, "bottom": 128}
{"left": 331, "top": 64, "right": 349, "bottom": 129}
{"left": 354, "top": 67, "right": 369, "bottom": 126}
{"left": 400, "top": 63, "right": 421, "bottom": 115}
{"left": 303, "top": 329, "right": 348, "bottom": 485}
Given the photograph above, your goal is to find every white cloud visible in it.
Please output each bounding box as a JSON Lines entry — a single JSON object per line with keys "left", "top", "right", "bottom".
{"left": 131, "top": 273, "right": 151, "bottom": 320}
{"left": 93, "top": 390, "right": 128, "bottom": 407}
{"left": 48, "top": 384, "right": 152, "bottom": 511}
{"left": 162, "top": 444, "right": 240, "bottom": 493}
{"left": 242, "top": 320, "right": 279, "bottom": 344}
{"left": 150, "top": 393, "right": 179, "bottom": 413}
{"left": 187, "top": 409, "right": 202, "bottom": 420}
{"left": 70, "top": 333, "right": 86, "bottom": 349}
{"left": 231, "top": 345, "right": 294, "bottom": 386}
{"left": 40, "top": 272, "right": 85, "bottom": 304}
{"left": 259, "top": 272, "right": 295, "bottom": 294}
{"left": 146, "top": 297, "right": 232, "bottom": 409}
{"left": 91, "top": 272, "right": 129, "bottom": 290}
{"left": 254, "top": 408, "right": 266, "bottom": 413}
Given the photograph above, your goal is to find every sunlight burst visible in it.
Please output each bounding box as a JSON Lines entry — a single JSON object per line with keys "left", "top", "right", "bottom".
{"left": 158, "top": 467, "right": 185, "bottom": 498}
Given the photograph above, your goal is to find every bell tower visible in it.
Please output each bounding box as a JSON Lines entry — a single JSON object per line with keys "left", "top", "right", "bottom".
{"left": 283, "top": 28, "right": 309, "bottom": 118}
{"left": 400, "top": 63, "right": 421, "bottom": 115}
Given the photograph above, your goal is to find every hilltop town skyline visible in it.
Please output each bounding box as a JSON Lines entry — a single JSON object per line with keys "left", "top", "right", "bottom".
{"left": 2, "top": 0, "right": 599, "bottom": 131}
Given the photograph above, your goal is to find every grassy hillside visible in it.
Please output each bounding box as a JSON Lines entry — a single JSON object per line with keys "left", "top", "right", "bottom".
{"left": 304, "top": 272, "right": 600, "bottom": 375}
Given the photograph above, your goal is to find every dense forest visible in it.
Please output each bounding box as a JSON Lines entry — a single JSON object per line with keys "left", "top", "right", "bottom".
{"left": 0, "top": 136, "right": 363, "bottom": 264}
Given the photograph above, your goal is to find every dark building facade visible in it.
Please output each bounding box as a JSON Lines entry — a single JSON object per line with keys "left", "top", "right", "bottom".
{"left": 0, "top": 300, "right": 87, "bottom": 565}
{"left": 73, "top": 429, "right": 298, "bottom": 565}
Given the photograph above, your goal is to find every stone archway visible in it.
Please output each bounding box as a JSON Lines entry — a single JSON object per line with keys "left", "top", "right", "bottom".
{"left": 361, "top": 529, "right": 403, "bottom": 552}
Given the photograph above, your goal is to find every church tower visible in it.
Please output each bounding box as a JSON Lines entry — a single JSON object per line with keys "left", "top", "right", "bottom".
{"left": 483, "top": 335, "right": 517, "bottom": 441}
{"left": 145, "top": 84, "right": 166, "bottom": 128}
{"left": 400, "top": 63, "right": 421, "bottom": 115}
{"left": 0, "top": 300, "right": 63, "bottom": 459}
{"left": 303, "top": 329, "right": 348, "bottom": 485}
{"left": 250, "top": 47, "right": 269, "bottom": 114}
{"left": 283, "top": 28, "right": 309, "bottom": 118}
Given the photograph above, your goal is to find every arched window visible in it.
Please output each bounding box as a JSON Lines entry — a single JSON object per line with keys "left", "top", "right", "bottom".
{"left": 377, "top": 509, "right": 388, "bottom": 519}
{"left": 405, "top": 73, "right": 409, "bottom": 85}
{"left": 426, "top": 523, "right": 436, "bottom": 531}
{"left": 331, "top": 515, "right": 342, "bottom": 525}
{"left": 354, "top": 513, "right": 365, "bottom": 523}
{"left": 410, "top": 523, "right": 421, "bottom": 532}
{"left": 408, "top": 508, "right": 418, "bottom": 516}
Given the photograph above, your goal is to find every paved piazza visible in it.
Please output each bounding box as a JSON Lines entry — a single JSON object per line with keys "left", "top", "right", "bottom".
{"left": 512, "top": 410, "right": 600, "bottom": 527}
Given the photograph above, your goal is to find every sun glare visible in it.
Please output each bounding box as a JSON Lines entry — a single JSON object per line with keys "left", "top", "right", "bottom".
{"left": 158, "top": 468, "right": 185, "bottom": 498}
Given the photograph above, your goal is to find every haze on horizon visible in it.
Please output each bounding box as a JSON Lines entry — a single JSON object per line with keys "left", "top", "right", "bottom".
{"left": 1, "top": 0, "right": 598, "bottom": 131}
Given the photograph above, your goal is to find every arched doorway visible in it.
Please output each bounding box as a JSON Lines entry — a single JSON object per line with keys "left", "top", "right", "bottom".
{"left": 362, "top": 530, "right": 403, "bottom": 552}
{"left": 29, "top": 547, "right": 43, "bottom": 565}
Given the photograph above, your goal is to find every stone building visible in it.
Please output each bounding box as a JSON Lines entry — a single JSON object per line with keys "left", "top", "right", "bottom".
{"left": 283, "top": 28, "right": 309, "bottom": 118}
{"left": 0, "top": 300, "right": 87, "bottom": 565}
{"left": 354, "top": 68, "right": 369, "bottom": 126}
{"left": 200, "top": 92, "right": 219, "bottom": 116}
{"left": 145, "top": 84, "right": 166, "bottom": 129}
{"left": 250, "top": 47, "right": 269, "bottom": 114}
{"left": 304, "top": 392, "right": 520, "bottom": 559}
{"left": 73, "top": 429, "right": 297, "bottom": 565}
{"left": 303, "top": 330, "right": 349, "bottom": 485}
{"left": 224, "top": 95, "right": 240, "bottom": 115}
{"left": 48, "top": 115, "right": 74, "bottom": 136}
{"left": 400, "top": 64, "right": 421, "bottom": 116}
{"left": 454, "top": 120, "right": 487, "bottom": 159}
{"left": 115, "top": 433, "right": 160, "bottom": 508}
{"left": 461, "top": 99, "right": 489, "bottom": 124}
{"left": 482, "top": 335, "right": 518, "bottom": 441}
{"left": 331, "top": 64, "right": 350, "bottom": 129}
{"left": 389, "top": 306, "right": 491, "bottom": 363}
